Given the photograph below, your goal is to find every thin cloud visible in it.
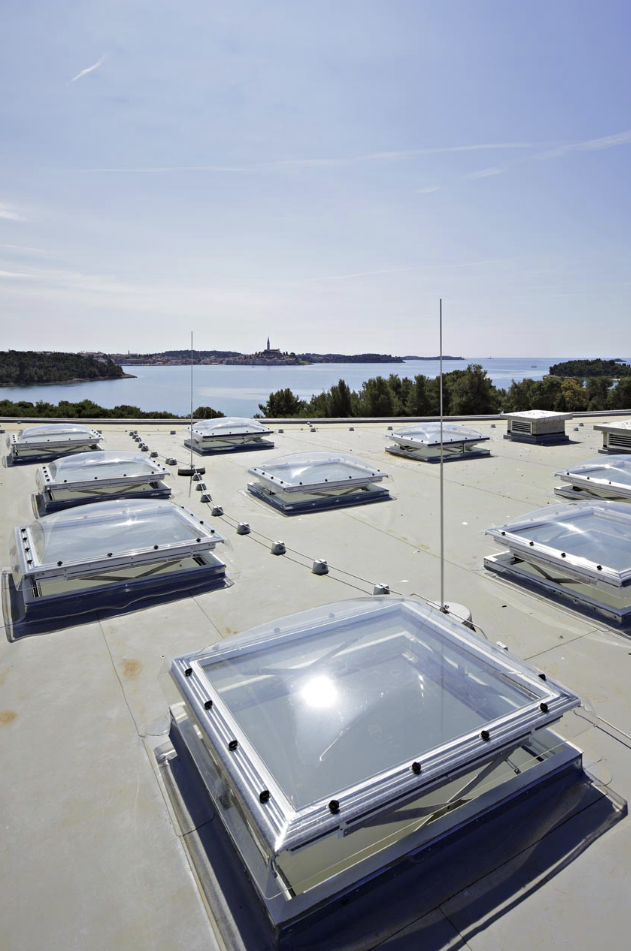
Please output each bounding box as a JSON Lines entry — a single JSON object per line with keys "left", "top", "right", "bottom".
{"left": 298, "top": 258, "right": 513, "bottom": 285}
{"left": 0, "top": 244, "right": 53, "bottom": 255}
{"left": 300, "top": 266, "right": 417, "bottom": 285}
{"left": 534, "top": 129, "right": 631, "bottom": 160}
{"left": 466, "top": 166, "right": 504, "bottom": 179}
{"left": 416, "top": 185, "right": 441, "bottom": 194}
{"left": 67, "top": 54, "right": 106, "bottom": 85}
{"left": 0, "top": 202, "right": 25, "bottom": 221}
{"left": 75, "top": 141, "right": 546, "bottom": 173}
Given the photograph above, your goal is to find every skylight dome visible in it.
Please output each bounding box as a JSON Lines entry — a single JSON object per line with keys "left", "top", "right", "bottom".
{"left": 386, "top": 422, "right": 490, "bottom": 461}
{"left": 185, "top": 417, "right": 274, "bottom": 454}
{"left": 485, "top": 500, "right": 631, "bottom": 622}
{"left": 7, "top": 498, "right": 226, "bottom": 633}
{"left": 594, "top": 419, "right": 631, "bottom": 453}
{"left": 503, "top": 410, "right": 572, "bottom": 444}
{"left": 164, "top": 597, "right": 581, "bottom": 933}
{"left": 35, "top": 451, "right": 171, "bottom": 512}
{"left": 554, "top": 455, "right": 631, "bottom": 502}
{"left": 247, "top": 452, "right": 391, "bottom": 513}
{"left": 7, "top": 424, "right": 103, "bottom": 463}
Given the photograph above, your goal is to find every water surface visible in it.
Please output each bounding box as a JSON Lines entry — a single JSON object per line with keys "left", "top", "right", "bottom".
{"left": 0, "top": 357, "right": 604, "bottom": 416}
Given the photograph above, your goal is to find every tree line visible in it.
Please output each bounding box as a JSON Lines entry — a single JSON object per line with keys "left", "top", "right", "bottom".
{"left": 257, "top": 365, "right": 631, "bottom": 417}
{"left": 1, "top": 366, "right": 629, "bottom": 421}
{"left": 0, "top": 399, "right": 224, "bottom": 419}
{"left": 0, "top": 351, "right": 126, "bottom": 385}
{"left": 549, "top": 358, "right": 631, "bottom": 378}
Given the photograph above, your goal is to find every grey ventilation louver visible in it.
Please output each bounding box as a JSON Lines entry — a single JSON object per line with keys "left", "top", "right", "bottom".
{"left": 502, "top": 410, "right": 572, "bottom": 445}
{"left": 247, "top": 452, "right": 391, "bottom": 514}
{"left": 35, "top": 451, "right": 172, "bottom": 513}
{"left": 386, "top": 423, "right": 490, "bottom": 462}
{"left": 485, "top": 500, "right": 631, "bottom": 622}
{"left": 185, "top": 417, "right": 274, "bottom": 454}
{"left": 163, "top": 597, "right": 581, "bottom": 933}
{"left": 7, "top": 499, "right": 226, "bottom": 633}
{"left": 7, "top": 424, "right": 103, "bottom": 464}
{"left": 593, "top": 419, "right": 631, "bottom": 454}
{"left": 554, "top": 455, "right": 631, "bottom": 502}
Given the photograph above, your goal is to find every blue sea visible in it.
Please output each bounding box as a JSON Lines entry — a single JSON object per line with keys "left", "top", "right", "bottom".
{"left": 0, "top": 357, "right": 611, "bottom": 417}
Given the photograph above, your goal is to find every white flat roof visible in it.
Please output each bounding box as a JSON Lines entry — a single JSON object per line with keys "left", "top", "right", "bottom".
{"left": 503, "top": 409, "right": 573, "bottom": 420}
{"left": 2, "top": 412, "right": 631, "bottom": 950}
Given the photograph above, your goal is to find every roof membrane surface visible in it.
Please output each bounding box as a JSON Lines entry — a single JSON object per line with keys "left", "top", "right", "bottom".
{"left": 2, "top": 412, "right": 631, "bottom": 951}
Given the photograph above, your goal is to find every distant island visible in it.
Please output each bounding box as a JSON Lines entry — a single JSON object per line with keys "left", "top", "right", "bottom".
{"left": 108, "top": 348, "right": 406, "bottom": 366}
{"left": 402, "top": 355, "right": 464, "bottom": 361}
{"left": 0, "top": 351, "right": 132, "bottom": 387}
{"left": 549, "top": 358, "right": 631, "bottom": 378}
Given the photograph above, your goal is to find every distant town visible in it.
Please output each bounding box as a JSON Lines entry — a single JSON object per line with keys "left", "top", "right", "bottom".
{"left": 106, "top": 339, "right": 464, "bottom": 367}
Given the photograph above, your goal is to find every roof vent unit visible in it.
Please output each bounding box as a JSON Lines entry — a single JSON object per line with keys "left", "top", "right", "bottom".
{"left": 502, "top": 411, "right": 572, "bottom": 445}
{"left": 6, "top": 499, "right": 227, "bottom": 634}
{"left": 386, "top": 423, "right": 490, "bottom": 462}
{"left": 594, "top": 419, "right": 631, "bottom": 454}
{"left": 554, "top": 455, "right": 631, "bottom": 502}
{"left": 7, "top": 424, "right": 104, "bottom": 465}
{"left": 160, "top": 597, "right": 581, "bottom": 937}
{"left": 35, "top": 451, "right": 172, "bottom": 513}
{"left": 185, "top": 417, "right": 274, "bottom": 455}
{"left": 247, "top": 452, "right": 391, "bottom": 514}
{"left": 484, "top": 500, "right": 631, "bottom": 623}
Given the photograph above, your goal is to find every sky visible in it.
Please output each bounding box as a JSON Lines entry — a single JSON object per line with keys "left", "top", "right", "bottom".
{"left": 1, "top": 0, "right": 630, "bottom": 357}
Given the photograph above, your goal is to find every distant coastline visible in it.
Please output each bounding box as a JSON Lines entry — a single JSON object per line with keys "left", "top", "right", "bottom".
{"left": 108, "top": 349, "right": 462, "bottom": 367}
{"left": 0, "top": 372, "right": 136, "bottom": 388}
{"left": 0, "top": 351, "right": 134, "bottom": 388}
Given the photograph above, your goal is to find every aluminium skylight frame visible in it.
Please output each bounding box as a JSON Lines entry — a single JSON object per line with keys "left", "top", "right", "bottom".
{"left": 554, "top": 456, "right": 631, "bottom": 502}
{"left": 35, "top": 452, "right": 172, "bottom": 511}
{"left": 37, "top": 452, "right": 170, "bottom": 492}
{"left": 6, "top": 499, "right": 228, "bottom": 631}
{"left": 247, "top": 452, "right": 391, "bottom": 513}
{"left": 166, "top": 597, "right": 581, "bottom": 932}
{"left": 485, "top": 500, "right": 631, "bottom": 589}
{"left": 170, "top": 598, "right": 579, "bottom": 858}
{"left": 14, "top": 500, "right": 224, "bottom": 585}
{"left": 386, "top": 423, "right": 490, "bottom": 462}
{"left": 8, "top": 424, "right": 103, "bottom": 461}
{"left": 185, "top": 417, "right": 274, "bottom": 454}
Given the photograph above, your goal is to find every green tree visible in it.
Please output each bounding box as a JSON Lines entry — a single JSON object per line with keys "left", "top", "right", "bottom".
{"left": 586, "top": 377, "right": 612, "bottom": 410}
{"left": 557, "top": 378, "right": 589, "bottom": 412}
{"left": 448, "top": 365, "right": 500, "bottom": 415}
{"left": 357, "top": 376, "right": 394, "bottom": 416}
{"left": 608, "top": 378, "right": 631, "bottom": 410}
{"left": 328, "top": 379, "right": 353, "bottom": 416}
{"left": 404, "top": 375, "right": 431, "bottom": 416}
{"left": 258, "top": 388, "right": 307, "bottom": 417}
{"left": 192, "top": 406, "right": 225, "bottom": 419}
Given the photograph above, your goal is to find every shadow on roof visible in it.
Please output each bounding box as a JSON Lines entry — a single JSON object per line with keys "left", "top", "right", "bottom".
{"left": 157, "top": 731, "right": 625, "bottom": 951}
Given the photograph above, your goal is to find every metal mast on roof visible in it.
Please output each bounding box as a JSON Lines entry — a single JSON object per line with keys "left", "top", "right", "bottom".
{"left": 189, "top": 332, "right": 194, "bottom": 470}
{"left": 439, "top": 299, "right": 446, "bottom": 612}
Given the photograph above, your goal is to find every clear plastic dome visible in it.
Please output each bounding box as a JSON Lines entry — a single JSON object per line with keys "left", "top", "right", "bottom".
{"left": 249, "top": 452, "right": 388, "bottom": 490}
{"left": 44, "top": 451, "right": 168, "bottom": 484}
{"left": 389, "top": 422, "right": 488, "bottom": 447}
